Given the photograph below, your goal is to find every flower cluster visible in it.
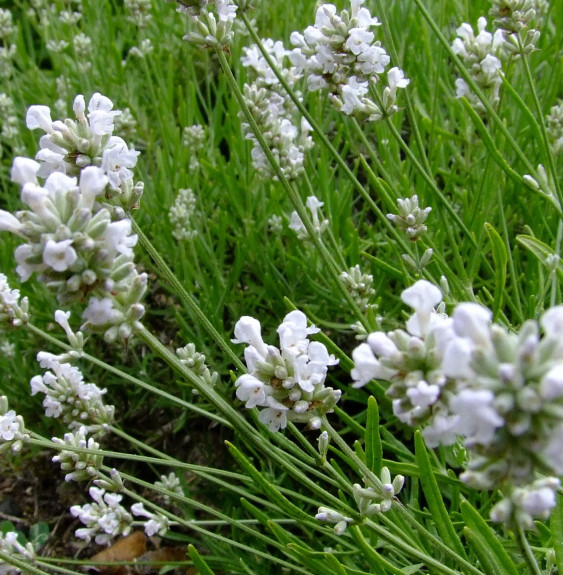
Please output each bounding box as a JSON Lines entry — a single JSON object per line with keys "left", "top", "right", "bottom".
{"left": 0, "top": 531, "right": 36, "bottom": 570}
{"left": 31, "top": 354, "right": 115, "bottom": 432}
{"left": 124, "top": 0, "right": 152, "bottom": 28}
{"left": 0, "top": 396, "right": 28, "bottom": 454}
{"left": 177, "top": 0, "right": 238, "bottom": 49}
{"left": 233, "top": 311, "right": 340, "bottom": 432}
{"left": 387, "top": 195, "right": 432, "bottom": 241}
{"left": 289, "top": 0, "right": 409, "bottom": 121}
{"left": 241, "top": 39, "right": 314, "bottom": 181}
{"left": 489, "top": 0, "right": 543, "bottom": 52}
{"left": 169, "top": 188, "right": 198, "bottom": 241}
{"left": 71, "top": 487, "right": 133, "bottom": 545}
{"left": 451, "top": 17, "right": 505, "bottom": 113}
{"left": 1, "top": 156, "right": 147, "bottom": 341}
{"left": 183, "top": 124, "right": 206, "bottom": 172}
{"left": 24, "top": 93, "right": 143, "bottom": 211}
{"left": 0, "top": 274, "right": 29, "bottom": 329}
{"left": 340, "top": 265, "right": 375, "bottom": 311}
{"left": 289, "top": 195, "right": 329, "bottom": 240}
{"left": 131, "top": 503, "right": 170, "bottom": 536}
{"left": 52, "top": 426, "right": 104, "bottom": 482}
{"left": 351, "top": 279, "right": 563, "bottom": 526}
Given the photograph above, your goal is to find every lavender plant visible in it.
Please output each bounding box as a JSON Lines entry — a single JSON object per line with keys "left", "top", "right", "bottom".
{"left": 0, "top": 0, "right": 561, "bottom": 574}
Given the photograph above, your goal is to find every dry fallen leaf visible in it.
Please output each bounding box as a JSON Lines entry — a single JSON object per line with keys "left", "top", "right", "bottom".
{"left": 89, "top": 531, "right": 147, "bottom": 575}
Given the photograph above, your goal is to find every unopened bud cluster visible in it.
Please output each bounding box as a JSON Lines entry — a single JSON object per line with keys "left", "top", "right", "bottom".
{"left": 340, "top": 265, "right": 375, "bottom": 311}
{"left": 351, "top": 279, "right": 563, "bottom": 527}
{"left": 52, "top": 426, "right": 104, "bottom": 482}
{"left": 177, "top": 342, "right": 218, "bottom": 388}
{"left": 289, "top": 0, "right": 409, "bottom": 122}
{"left": 169, "top": 188, "right": 198, "bottom": 241}
{"left": 546, "top": 101, "right": 563, "bottom": 154}
{"left": 177, "top": 0, "right": 238, "bottom": 49}
{"left": 387, "top": 195, "right": 432, "bottom": 241}
{"left": 233, "top": 311, "right": 341, "bottom": 432}
{"left": 241, "top": 39, "right": 313, "bottom": 181}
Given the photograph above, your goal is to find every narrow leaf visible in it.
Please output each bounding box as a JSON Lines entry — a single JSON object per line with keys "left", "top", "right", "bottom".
{"left": 414, "top": 432, "right": 467, "bottom": 559}
{"left": 188, "top": 544, "right": 215, "bottom": 575}
{"left": 365, "top": 396, "right": 382, "bottom": 475}
{"left": 484, "top": 223, "right": 508, "bottom": 319}
{"left": 460, "top": 501, "right": 519, "bottom": 575}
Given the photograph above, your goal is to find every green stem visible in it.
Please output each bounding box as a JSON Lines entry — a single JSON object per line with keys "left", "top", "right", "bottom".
{"left": 210, "top": 37, "right": 370, "bottom": 331}
{"left": 131, "top": 218, "right": 246, "bottom": 372}
{"left": 519, "top": 39, "right": 563, "bottom": 210}
{"left": 238, "top": 11, "right": 419, "bottom": 268}
{"left": 514, "top": 522, "right": 543, "bottom": 575}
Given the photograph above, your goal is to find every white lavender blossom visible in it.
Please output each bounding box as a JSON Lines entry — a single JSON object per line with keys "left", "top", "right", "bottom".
{"left": 233, "top": 310, "right": 340, "bottom": 431}
{"left": 289, "top": 0, "right": 409, "bottom": 121}
{"left": 351, "top": 280, "right": 563, "bottom": 526}
{"left": 30, "top": 357, "right": 114, "bottom": 431}
{"left": 52, "top": 426, "right": 104, "bottom": 482}
{"left": 452, "top": 17, "right": 505, "bottom": 113}
{"left": 0, "top": 532, "right": 36, "bottom": 570}
{"left": 315, "top": 507, "right": 352, "bottom": 535}
{"left": 241, "top": 39, "right": 313, "bottom": 181}
{"left": 24, "top": 93, "right": 143, "bottom": 210}
{"left": 70, "top": 486, "right": 132, "bottom": 545}
{"left": 1, "top": 159, "right": 147, "bottom": 339}
{"left": 289, "top": 196, "right": 329, "bottom": 240}
{"left": 0, "top": 274, "right": 29, "bottom": 328}
{"left": 0, "top": 396, "right": 28, "bottom": 453}
{"left": 131, "top": 502, "right": 170, "bottom": 536}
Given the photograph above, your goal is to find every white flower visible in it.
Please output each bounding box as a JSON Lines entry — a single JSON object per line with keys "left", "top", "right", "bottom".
{"left": 82, "top": 297, "right": 123, "bottom": 326}
{"left": 450, "top": 389, "right": 503, "bottom": 446}
{"left": 451, "top": 303, "right": 492, "bottom": 348}
{"left": 351, "top": 342, "right": 396, "bottom": 387}
{"left": 235, "top": 374, "right": 268, "bottom": 408}
{"left": 131, "top": 502, "right": 170, "bottom": 537}
{"left": 232, "top": 316, "right": 268, "bottom": 356}
{"left": 401, "top": 280, "right": 442, "bottom": 337}
{"left": 0, "top": 410, "right": 18, "bottom": 441}
{"left": 421, "top": 413, "right": 460, "bottom": 448}
{"left": 26, "top": 105, "right": 54, "bottom": 133}
{"left": 101, "top": 142, "right": 139, "bottom": 190}
{"left": 540, "top": 364, "right": 563, "bottom": 400}
{"left": 87, "top": 93, "right": 120, "bottom": 135}
{"left": 11, "top": 157, "right": 40, "bottom": 185}
{"left": 406, "top": 380, "right": 440, "bottom": 408}
{"left": 42, "top": 239, "right": 78, "bottom": 272}
{"left": 0, "top": 210, "right": 22, "bottom": 235}
{"left": 258, "top": 402, "right": 288, "bottom": 432}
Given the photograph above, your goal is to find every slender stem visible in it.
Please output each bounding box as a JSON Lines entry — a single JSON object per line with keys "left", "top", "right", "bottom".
{"left": 412, "top": 0, "right": 538, "bottom": 179}
{"left": 519, "top": 39, "right": 563, "bottom": 210}
{"left": 238, "top": 11, "right": 419, "bottom": 265}
{"left": 514, "top": 522, "right": 543, "bottom": 575}
{"left": 131, "top": 218, "right": 246, "bottom": 372}
{"left": 210, "top": 38, "right": 370, "bottom": 330}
